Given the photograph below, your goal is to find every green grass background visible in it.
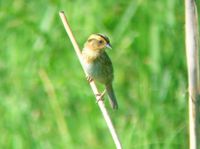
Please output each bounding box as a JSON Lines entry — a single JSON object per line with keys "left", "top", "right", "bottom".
{"left": 1, "top": 0, "right": 199, "bottom": 148}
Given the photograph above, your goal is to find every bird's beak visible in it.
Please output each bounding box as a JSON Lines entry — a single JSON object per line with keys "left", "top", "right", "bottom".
{"left": 106, "top": 43, "right": 112, "bottom": 49}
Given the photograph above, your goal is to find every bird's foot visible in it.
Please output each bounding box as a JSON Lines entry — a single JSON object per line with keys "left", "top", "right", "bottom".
{"left": 86, "top": 76, "right": 93, "bottom": 82}
{"left": 96, "top": 90, "right": 106, "bottom": 103}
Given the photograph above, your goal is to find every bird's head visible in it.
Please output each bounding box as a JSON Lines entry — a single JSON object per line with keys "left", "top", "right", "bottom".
{"left": 84, "top": 33, "right": 112, "bottom": 51}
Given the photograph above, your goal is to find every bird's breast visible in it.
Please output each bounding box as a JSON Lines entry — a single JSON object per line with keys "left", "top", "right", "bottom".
{"left": 82, "top": 49, "right": 113, "bottom": 84}
{"left": 83, "top": 60, "right": 102, "bottom": 78}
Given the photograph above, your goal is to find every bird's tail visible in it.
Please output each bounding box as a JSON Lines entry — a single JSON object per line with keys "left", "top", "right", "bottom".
{"left": 106, "top": 84, "right": 118, "bottom": 109}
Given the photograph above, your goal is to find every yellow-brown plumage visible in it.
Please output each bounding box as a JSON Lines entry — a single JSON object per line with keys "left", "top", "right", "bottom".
{"left": 82, "top": 33, "right": 118, "bottom": 109}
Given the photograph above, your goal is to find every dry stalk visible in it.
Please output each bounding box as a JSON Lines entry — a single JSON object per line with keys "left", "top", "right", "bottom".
{"left": 59, "top": 11, "right": 122, "bottom": 149}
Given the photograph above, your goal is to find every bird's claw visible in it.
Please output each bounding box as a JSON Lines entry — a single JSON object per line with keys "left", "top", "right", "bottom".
{"left": 96, "top": 90, "right": 106, "bottom": 103}
{"left": 86, "top": 76, "right": 93, "bottom": 82}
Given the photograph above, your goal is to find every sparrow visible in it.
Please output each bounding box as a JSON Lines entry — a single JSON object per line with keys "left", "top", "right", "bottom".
{"left": 82, "top": 33, "right": 118, "bottom": 109}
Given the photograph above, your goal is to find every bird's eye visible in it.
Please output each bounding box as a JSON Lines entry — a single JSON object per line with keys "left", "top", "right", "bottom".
{"left": 99, "top": 40, "right": 103, "bottom": 44}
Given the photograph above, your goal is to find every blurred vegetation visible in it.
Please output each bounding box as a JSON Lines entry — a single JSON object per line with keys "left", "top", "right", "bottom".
{"left": 0, "top": 0, "right": 199, "bottom": 148}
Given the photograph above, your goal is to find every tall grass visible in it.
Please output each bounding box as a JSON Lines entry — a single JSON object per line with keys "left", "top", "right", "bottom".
{"left": 0, "top": 0, "right": 192, "bottom": 148}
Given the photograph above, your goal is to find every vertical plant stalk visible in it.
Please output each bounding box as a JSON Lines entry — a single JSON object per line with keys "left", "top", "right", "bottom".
{"left": 185, "top": 0, "right": 200, "bottom": 148}
{"left": 39, "top": 69, "right": 72, "bottom": 147}
{"left": 59, "top": 11, "right": 122, "bottom": 149}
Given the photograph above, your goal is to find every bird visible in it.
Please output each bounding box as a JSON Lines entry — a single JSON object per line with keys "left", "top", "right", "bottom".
{"left": 82, "top": 33, "right": 118, "bottom": 109}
